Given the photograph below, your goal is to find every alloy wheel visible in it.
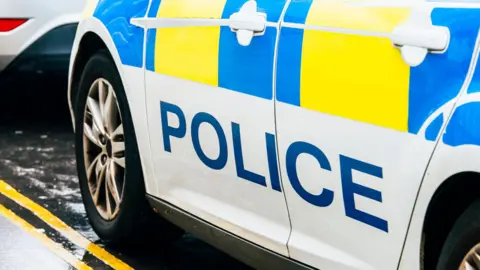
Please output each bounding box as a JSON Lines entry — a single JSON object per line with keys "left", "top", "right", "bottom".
{"left": 83, "top": 78, "right": 126, "bottom": 220}
{"left": 460, "top": 243, "right": 480, "bottom": 270}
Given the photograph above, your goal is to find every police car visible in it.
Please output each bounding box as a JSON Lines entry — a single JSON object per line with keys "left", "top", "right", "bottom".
{"left": 69, "top": 0, "right": 480, "bottom": 269}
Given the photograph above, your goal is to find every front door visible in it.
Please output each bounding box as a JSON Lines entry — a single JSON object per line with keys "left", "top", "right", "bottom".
{"left": 142, "top": 0, "right": 291, "bottom": 255}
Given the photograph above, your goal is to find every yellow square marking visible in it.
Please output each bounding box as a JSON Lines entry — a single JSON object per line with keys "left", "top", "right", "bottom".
{"left": 300, "top": 1, "right": 412, "bottom": 131}
{"left": 306, "top": 0, "right": 411, "bottom": 33}
{"left": 300, "top": 31, "right": 410, "bottom": 131}
{"left": 154, "top": 0, "right": 227, "bottom": 86}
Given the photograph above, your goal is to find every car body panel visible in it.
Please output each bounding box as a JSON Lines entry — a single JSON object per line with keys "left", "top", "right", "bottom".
{"left": 275, "top": 1, "right": 480, "bottom": 269}
{"left": 0, "top": 0, "right": 85, "bottom": 72}
{"left": 68, "top": 12, "right": 159, "bottom": 196}
{"left": 68, "top": 0, "right": 480, "bottom": 269}
{"left": 143, "top": 0, "right": 292, "bottom": 256}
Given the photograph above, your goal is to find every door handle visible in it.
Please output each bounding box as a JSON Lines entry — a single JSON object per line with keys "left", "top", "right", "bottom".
{"left": 391, "top": 23, "right": 450, "bottom": 67}
{"left": 229, "top": 0, "right": 267, "bottom": 46}
{"left": 130, "top": 0, "right": 266, "bottom": 47}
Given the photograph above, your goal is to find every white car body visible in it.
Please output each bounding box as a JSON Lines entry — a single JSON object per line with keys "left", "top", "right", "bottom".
{"left": 69, "top": 0, "right": 480, "bottom": 269}
{"left": 0, "top": 0, "right": 85, "bottom": 74}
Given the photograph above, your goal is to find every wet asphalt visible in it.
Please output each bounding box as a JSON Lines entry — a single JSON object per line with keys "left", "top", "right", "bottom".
{"left": 0, "top": 73, "right": 252, "bottom": 270}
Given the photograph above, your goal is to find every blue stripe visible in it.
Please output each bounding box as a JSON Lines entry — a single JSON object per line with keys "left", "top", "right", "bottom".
{"left": 148, "top": 0, "right": 161, "bottom": 17}
{"left": 409, "top": 8, "right": 480, "bottom": 135}
{"left": 94, "top": 0, "right": 149, "bottom": 68}
{"left": 218, "top": 27, "right": 277, "bottom": 99}
{"left": 283, "top": 0, "right": 313, "bottom": 24}
{"left": 276, "top": 0, "right": 312, "bottom": 106}
{"left": 443, "top": 102, "right": 480, "bottom": 146}
{"left": 146, "top": 0, "right": 162, "bottom": 71}
{"left": 218, "top": 0, "right": 288, "bottom": 100}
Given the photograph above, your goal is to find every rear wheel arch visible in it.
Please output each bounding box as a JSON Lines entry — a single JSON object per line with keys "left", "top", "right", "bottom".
{"left": 422, "top": 172, "right": 480, "bottom": 270}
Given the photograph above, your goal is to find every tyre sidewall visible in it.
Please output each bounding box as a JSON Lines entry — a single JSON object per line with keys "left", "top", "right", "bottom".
{"left": 74, "top": 50, "right": 148, "bottom": 243}
{"left": 437, "top": 200, "right": 480, "bottom": 270}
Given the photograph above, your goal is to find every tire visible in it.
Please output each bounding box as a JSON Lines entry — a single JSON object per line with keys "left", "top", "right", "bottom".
{"left": 437, "top": 200, "right": 480, "bottom": 270}
{"left": 74, "top": 50, "right": 183, "bottom": 247}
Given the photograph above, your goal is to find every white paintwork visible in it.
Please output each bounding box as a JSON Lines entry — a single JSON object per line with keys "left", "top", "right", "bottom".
{"left": 68, "top": 0, "right": 480, "bottom": 269}
{"left": 0, "top": 0, "right": 85, "bottom": 70}
{"left": 144, "top": 73, "right": 292, "bottom": 256}
{"left": 131, "top": 18, "right": 231, "bottom": 29}
{"left": 68, "top": 16, "right": 158, "bottom": 196}
{"left": 275, "top": 102, "right": 437, "bottom": 270}
{"left": 399, "top": 36, "right": 480, "bottom": 269}
{"left": 399, "top": 142, "right": 480, "bottom": 269}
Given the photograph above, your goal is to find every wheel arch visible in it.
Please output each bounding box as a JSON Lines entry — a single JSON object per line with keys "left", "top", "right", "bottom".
{"left": 68, "top": 17, "right": 126, "bottom": 131}
{"left": 67, "top": 17, "right": 158, "bottom": 197}
{"left": 422, "top": 171, "right": 480, "bottom": 270}
{"left": 399, "top": 144, "right": 480, "bottom": 270}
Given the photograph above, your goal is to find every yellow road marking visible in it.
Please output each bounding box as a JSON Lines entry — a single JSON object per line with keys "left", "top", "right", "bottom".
{"left": 0, "top": 204, "right": 92, "bottom": 270}
{"left": 0, "top": 180, "right": 133, "bottom": 270}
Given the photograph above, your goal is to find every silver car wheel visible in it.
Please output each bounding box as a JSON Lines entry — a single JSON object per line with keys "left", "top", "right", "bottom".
{"left": 83, "top": 78, "right": 126, "bottom": 221}
{"left": 461, "top": 243, "right": 480, "bottom": 270}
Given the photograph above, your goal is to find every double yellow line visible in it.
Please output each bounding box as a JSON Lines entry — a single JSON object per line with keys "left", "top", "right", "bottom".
{"left": 0, "top": 180, "right": 133, "bottom": 270}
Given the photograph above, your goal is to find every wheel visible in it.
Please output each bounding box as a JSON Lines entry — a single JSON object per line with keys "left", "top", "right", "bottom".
{"left": 437, "top": 200, "right": 480, "bottom": 270}
{"left": 74, "top": 50, "right": 183, "bottom": 246}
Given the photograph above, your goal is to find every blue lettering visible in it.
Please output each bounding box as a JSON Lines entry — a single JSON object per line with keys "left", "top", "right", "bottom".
{"left": 232, "top": 123, "right": 266, "bottom": 186}
{"left": 191, "top": 112, "right": 228, "bottom": 170}
{"left": 339, "top": 155, "right": 388, "bottom": 232}
{"left": 160, "top": 101, "right": 388, "bottom": 232}
{"left": 160, "top": 101, "right": 186, "bottom": 152}
{"left": 266, "top": 132, "right": 282, "bottom": 192}
{"left": 286, "top": 141, "right": 334, "bottom": 207}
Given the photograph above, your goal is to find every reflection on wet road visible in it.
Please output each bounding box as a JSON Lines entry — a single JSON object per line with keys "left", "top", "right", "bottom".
{"left": 0, "top": 74, "right": 252, "bottom": 269}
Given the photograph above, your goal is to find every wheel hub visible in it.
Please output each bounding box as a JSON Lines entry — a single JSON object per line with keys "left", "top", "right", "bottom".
{"left": 106, "top": 140, "right": 113, "bottom": 157}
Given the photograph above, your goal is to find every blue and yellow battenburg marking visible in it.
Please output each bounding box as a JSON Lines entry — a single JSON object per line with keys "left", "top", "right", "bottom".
{"left": 277, "top": 0, "right": 480, "bottom": 138}
{"left": 92, "top": 0, "right": 150, "bottom": 67}
{"left": 277, "top": 0, "right": 411, "bottom": 132}
{"left": 91, "top": 0, "right": 480, "bottom": 146}
{"left": 146, "top": 0, "right": 288, "bottom": 100}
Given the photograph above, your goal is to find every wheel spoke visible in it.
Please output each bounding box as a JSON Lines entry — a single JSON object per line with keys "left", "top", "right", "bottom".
{"left": 112, "top": 124, "right": 124, "bottom": 138}
{"left": 113, "top": 157, "right": 125, "bottom": 168}
{"left": 466, "top": 262, "right": 476, "bottom": 270}
{"left": 112, "top": 141, "right": 125, "bottom": 155}
{"left": 84, "top": 123, "right": 101, "bottom": 147}
{"left": 87, "top": 97, "right": 106, "bottom": 135}
{"left": 98, "top": 80, "right": 107, "bottom": 117}
{"left": 473, "top": 251, "right": 480, "bottom": 269}
{"left": 102, "top": 85, "right": 115, "bottom": 133}
{"left": 93, "top": 166, "right": 105, "bottom": 204}
{"left": 105, "top": 172, "right": 112, "bottom": 218}
{"left": 107, "top": 160, "right": 121, "bottom": 204}
{"left": 86, "top": 155, "right": 101, "bottom": 178}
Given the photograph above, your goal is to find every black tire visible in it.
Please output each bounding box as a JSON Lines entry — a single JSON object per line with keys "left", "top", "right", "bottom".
{"left": 437, "top": 200, "right": 480, "bottom": 270}
{"left": 74, "top": 50, "right": 183, "bottom": 247}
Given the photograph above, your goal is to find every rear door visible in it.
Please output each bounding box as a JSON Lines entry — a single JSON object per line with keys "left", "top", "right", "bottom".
{"left": 140, "top": 0, "right": 291, "bottom": 255}
{"left": 275, "top": 0, "right": 480, "bottom": 269}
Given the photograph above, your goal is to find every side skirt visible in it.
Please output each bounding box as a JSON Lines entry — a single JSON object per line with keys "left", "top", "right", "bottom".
{"left": 147, "top": 195, "right": 314, "bottom": 270}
